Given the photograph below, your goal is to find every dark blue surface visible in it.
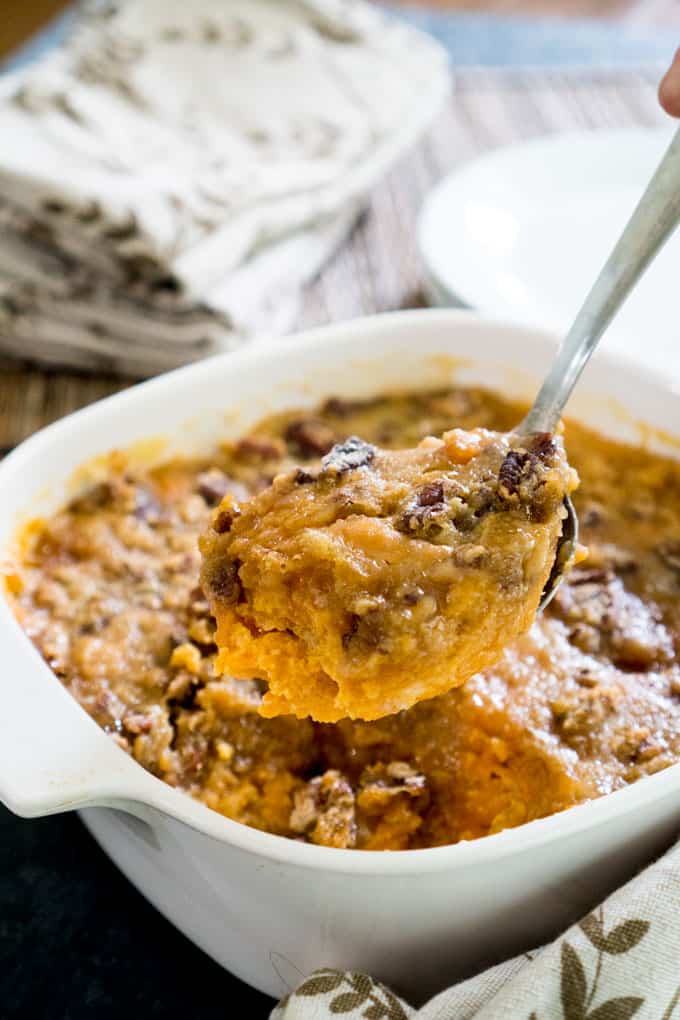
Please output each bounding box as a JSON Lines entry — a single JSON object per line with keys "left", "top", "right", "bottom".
{"left": 2, "top": 4, "right": 675, "bottom": 72}
{"left": 0, "top": 805, "right": 273, "bottom": 1016}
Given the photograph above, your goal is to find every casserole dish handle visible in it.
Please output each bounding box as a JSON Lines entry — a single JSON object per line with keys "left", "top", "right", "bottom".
{"left": 0, "top": 620, "right": 148, "bottom": 818}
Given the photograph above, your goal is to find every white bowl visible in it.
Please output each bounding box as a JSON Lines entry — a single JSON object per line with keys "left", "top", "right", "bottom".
{"left": 1, "top": 310, "right": 680, "bottom": 1003}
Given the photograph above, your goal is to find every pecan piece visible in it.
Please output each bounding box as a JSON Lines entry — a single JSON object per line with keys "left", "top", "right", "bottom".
{"left": 285, "top": 419, "right": 336, "bottom": 457}
{"left": 321, "top": 436, "right": 376, "bottom": 474}
{"left": 290, "top": 770, "right": 357, "bottom": 848}
{"left": 341, "top": 613, "right": 360, "bottom": 648}
{"left": 397, "top": 480, "right": 448, "bottom": 536}
{"left": 213, "top": 509, "right": 235, "bottom": 534}
{"left": 552, "top": 571, "right": 673, "bottom": 669}
{"left": 196, "top": 468, "right": 245, "bottom": 507}
{"left": 417, "top": 480, "right": 445, "bottom": 507}
{"left": 357, "top": 762, "right": 427, "bottom": 812}
{"left": 236, "top": 435, "right": 286, "bottom": 461}
{"left": 497, "top": 449, "right": 534, "bottom": 500}
{"left": 527, "top": 432, "right": 555, "bottom": 462}
{"left": 132, "top": 486, "right": 162, "bottom": 522}
{"left": 204, "top": 560, "right": 242, "bottom": 604}
{"left": 68, "top": 481, "right": 114, "bottom": 514}
{"left": 294, "top": 467, "right": 316, "bottom": 484}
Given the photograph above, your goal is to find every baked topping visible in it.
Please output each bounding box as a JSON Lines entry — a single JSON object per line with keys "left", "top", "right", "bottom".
{"left": 9, "top": 383, "right": 680, "bottom": 851}
{"left": 321, "top": 436, "right": 377, "bottom": 474}
{"left": 551, "top": 569, "right": 673, "bottom": 670}
{"left": 201, "top": 427, "right": 575, "bottom": 721}
{"left": 290, "top": 770, "right": 357, "bottom": 848}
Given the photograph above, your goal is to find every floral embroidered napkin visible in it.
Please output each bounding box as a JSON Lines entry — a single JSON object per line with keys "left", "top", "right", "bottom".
{"left": 272, "top": 837, "right": 680, "bottom": 1019}
{"left": 0, "top": 0, "right": 448, "bottom": 376}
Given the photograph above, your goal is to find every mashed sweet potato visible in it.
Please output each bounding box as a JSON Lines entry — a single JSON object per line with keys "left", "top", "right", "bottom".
{"left": 201, "top": 428, "right": 576, "bottom": 721}
{"left": 8, "top": 384, "right": 680, "bottom": 850}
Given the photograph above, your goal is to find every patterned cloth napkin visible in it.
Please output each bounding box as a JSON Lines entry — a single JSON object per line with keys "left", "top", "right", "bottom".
{"left": 272, "top": 837, "right": 680, "bottom": 1019}
{"left": 0, "top": 0, "right": 447, "bottom": 376}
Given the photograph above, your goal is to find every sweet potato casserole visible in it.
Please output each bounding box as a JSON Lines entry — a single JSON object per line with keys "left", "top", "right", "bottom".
{"left": 9, "top": 386, "right": 680, "bottom": 849}
{"left": 201, "top": 425, "right": 575, "bottom": 722}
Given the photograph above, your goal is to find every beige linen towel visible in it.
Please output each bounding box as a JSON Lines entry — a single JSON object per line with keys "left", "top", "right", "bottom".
{"left": 0, "top": 0, "right": 448, "bottom": 375}
{"left": 272, "top": 837, "right": 680, "bottom": 1019}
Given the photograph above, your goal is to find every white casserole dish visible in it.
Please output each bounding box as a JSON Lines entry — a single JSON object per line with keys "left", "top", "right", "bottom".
{"left": 1, "top": 309, "right": 679, "bottom": 1003}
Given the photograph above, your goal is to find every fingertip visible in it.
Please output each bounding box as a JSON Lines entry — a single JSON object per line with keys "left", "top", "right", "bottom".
{"left": 659, "top": 47, "right": 680, "bottom": 117}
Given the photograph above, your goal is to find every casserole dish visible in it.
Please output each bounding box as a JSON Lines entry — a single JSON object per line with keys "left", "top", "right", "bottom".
{"left": 1, "top": 309, "right": 679, "bottom": 1002}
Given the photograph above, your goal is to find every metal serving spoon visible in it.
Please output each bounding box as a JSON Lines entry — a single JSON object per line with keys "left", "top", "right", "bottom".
{"left": 524, "top": 125, "right": 680, "bottom": 610}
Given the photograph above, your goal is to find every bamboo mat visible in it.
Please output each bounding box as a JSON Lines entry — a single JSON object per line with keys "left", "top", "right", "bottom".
{"left": 0, "top": 67, "right": 668, "bottom": 453}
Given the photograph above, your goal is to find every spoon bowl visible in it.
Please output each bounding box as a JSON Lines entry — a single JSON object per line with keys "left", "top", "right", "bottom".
{"left": 538, "top": 494, "right": 578, "bottom": 612}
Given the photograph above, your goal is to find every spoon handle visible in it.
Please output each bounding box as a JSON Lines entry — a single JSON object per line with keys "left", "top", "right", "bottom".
{"left": 521, "top": 124, "right": 680, "bottom": 435}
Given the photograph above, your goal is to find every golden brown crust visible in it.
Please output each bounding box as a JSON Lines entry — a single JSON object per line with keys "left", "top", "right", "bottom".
{"left": 8, "top": 384, "right": 680, "bottom": 850}
{"left": 200, "top": 429, "right": 575, "bottom": 721}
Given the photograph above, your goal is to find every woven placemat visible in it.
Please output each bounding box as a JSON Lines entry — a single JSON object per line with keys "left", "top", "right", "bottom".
{"left": 0, "top": 67, "right": 668, "bottom": 452}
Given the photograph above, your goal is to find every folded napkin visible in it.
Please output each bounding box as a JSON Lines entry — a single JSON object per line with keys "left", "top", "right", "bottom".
{"left": 0, "top": 0, "right": 448, "bottom": 376}
{"left": 272, "top": 835, "right": 680, "bottom": 1019}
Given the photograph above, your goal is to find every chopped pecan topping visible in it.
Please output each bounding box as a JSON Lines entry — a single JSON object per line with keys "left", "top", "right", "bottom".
{"left": 497, "top": 450, "right": 536, "bottom": 501}
{"left": 550, "top": 686, "right": 619, "bottom": 739}
{"left": 398, "top": 500, "right": 446, "bottom": 538}
{"left": 197, "top": 468, "right": 241, "bottom": 507}
{"left": 123, "top": 710, "right": 154, "bottom": 735}
{"left": 497, "top": 435, "right": 562, "bottom": 521}
{"left": 321, "top": 436, "right": 376, "bottom": 474}
{"left": 613, "top": 727, "right": 663, "bottom": 765}
{"left": 188, "top": 584, "right": 207, "bottom": 606}
{"left": 290, "top": 770, "right": 356, "bottom": 848}
{"left": 398, "top": 478, "right": 495, "bottom": 540}
{"left": 294, "top": 467, "right": 316, "bottom": 484}
{"left": 341, "top": 613, "right": 360, "bottom": 648}
{"left": 398, "top": 479, "right": 455, "bottom": 537}
{"left": 357, "top": 761, "right": 427, "bottom": 812}
{"left": 205, "top": 560, "right": 242, "bottom": 604}
{"left": 236, "top": 435, "right": 286, "bottom": 461}
{"left": 213, "top": 509, "right": 235, "bottom": 534}
{"left": 396, "top": 480, "right": 446, "bottom": 535}
{"left": 552, "top": 570, "right": 673, "bottom": 670}
{"left": 188, "top": 615, "right": 216, "bottom": 648}
{"left": 68, "top": 481, "right": 114, "bottom": 514}
{"left": 417, "top": 480, "right": 445, "bottom": 507}
{"left": 454, "top": 543, "right": 487, "bottom": 567}
{"left": 166, "top": 670, "right": 200, "bottom": 707}
{"left": 124, "top": 481, "right": 162, "bottom": 522}
{"left": 68, "top": 479, "right": 161, "bottom": 522}
{"left": 132, "top": 486, "right": 162, "bottom": 523}
{"left": 340, "top": 609, "right": 383, "bottom": 651}
{"left": 527, "top": 432, "right": 555, "bottom": 462}
{"left": 285, "top": 419, "right": 337, "bottom": 458}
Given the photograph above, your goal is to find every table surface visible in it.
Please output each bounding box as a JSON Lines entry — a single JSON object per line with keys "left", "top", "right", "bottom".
{"left": 0, "top": 62, "right": 670, "bottom": 450}
{"left": 0, "top": 5, "right": 676, "bottom": 1018}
